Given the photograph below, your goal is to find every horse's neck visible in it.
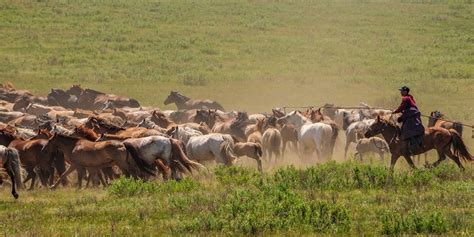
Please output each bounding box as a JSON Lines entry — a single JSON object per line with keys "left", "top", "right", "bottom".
{"left": 380, "top": 125, "right": 398, "bottom": 147}
{"left": 174, "top": 98, "right": 188, "bottom": 109}
{"left": 56, "top": 135, "right": 80, "bottom": 154}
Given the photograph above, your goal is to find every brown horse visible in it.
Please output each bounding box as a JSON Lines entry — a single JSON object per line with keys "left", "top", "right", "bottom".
{"left": 212, "top": 112, "right": 249, "bottom": 142}
{"left": 428, "top": 111, "right": 463, "bottom": 136}
{"left": 9, "top": 137, "right": 55, "bottom": 190}
{"left": 365, "top": 116, "right": 473, "bottom": 170}
{"left": 150, "top": 111, "right": 210, "bottom": 134}
{"left": 45, "top": 133, "right": 139, "bottom": 189}
{"left": 164, "top": 91, "right": 224, "bottom": 111}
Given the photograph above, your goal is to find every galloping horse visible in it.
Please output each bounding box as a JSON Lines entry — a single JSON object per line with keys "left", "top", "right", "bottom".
{"left": 164, "top": 91, "right": 225, "bottom": 111}
{"left": 365, "top": 116, "right": 472, "bottom": 170}
{"left": 428, "top": 111, "right": 463, "bottom": 136}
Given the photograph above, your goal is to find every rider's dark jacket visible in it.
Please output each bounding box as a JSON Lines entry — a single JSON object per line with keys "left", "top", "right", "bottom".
{"left": 393, "top": 95, "right": 425, "bottom": 140}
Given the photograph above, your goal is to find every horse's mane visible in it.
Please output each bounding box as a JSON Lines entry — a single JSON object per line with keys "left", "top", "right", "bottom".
{"left": 89, "top": 116, "right": 125, "bottom": 130}
{"left": 75, "top": 125, "right": 99, "bottom": 141}
{"left": 175, "top": 92, "right": 191, "bottom": 101}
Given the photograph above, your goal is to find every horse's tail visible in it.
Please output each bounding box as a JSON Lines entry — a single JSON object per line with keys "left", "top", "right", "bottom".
{"left": 169, "top": 138, "right": 206, "bottom": 174}
{"left": 449, "top": 129, "right": 473, "bottom": 162}
{"left": 452, "top": 122, "right": 463, "bottom": 136}
{"left": 5, "top": 148, "right": 22, "bottom": 190}
{"left": 124, "top": 143, "right": 156, "bottom": 176}
{"left": 254, "top": 143, "right": 263, "bottom": 158}
{"left": 220, "top": 137, "right": 237, "bottom": 165}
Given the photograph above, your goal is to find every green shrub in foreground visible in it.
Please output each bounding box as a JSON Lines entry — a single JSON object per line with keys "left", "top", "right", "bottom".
{"left": 379, "top": 210, "right": 450, "bottom": 235}
{"left": 107, "top": 177, "right": 200, "bottom": 197}
{"left": 177, "top": 184, "right": 351, "bottom": 234}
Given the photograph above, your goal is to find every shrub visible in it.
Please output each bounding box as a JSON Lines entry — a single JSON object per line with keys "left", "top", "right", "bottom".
{"left": 177, "top": 184, "right": 351, "bottom": 234}
{"left": 379, "top": 210, "right": 450, "bottom": 235}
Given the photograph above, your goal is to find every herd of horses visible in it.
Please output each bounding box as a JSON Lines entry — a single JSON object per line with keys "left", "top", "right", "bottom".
{"left": 0, "top": 83, "right": 472, "bottom": 199}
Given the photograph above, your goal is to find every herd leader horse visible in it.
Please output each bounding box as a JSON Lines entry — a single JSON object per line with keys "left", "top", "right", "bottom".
{"left": 365, "top": 115, "right": 472, "bottom": 170}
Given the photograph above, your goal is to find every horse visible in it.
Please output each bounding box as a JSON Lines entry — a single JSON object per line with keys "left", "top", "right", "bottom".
{"left": 344, "top": 119, "right": 375, "bottom": 159}
{"left": 150, "top": 111, "right": 210, "bottom": 134}
{"left": 428, "top": 111, "right": 463, "bottom": 136}
{"left": 123, "top": 136, "right": 206, "bottom": 180}
{"left": 45, "top": 133, "right": 139, "bottom": 189}
{"left": 212, "top": 112, "right": 249, "bottom": 142}
{"left": 365, "top": 115, "right": 473, "bottom": 170}
{"left": 67, "top": 85, "right": 140, "bottom": 111}
{"left": 164, "top": 91, "right": 225, "bottom": 111}
{"left": 277, "top": 111, "right": 335, "bottom": 161}
{"left": 261, "top": 126, "right": 282, "bottom": 162}
{"left": 9, "top": 137, "right": 55, "bottom": 190}
{"left": 353, "top": 129, "right": 389, "bottom": 162}
{"left": 233, "top": 142, "right": 263, "bottom": 172}
{"left": 186, "top": 133, "right": 238, "bottom": 166}
{"left": 0, "top": 145, "right": 21, "bottom": 199}
{"left": 272, "top": 109, "right": 298, "bottom": 155}
{"left": 166, "top": 126, "right": 203, "bottom": 145}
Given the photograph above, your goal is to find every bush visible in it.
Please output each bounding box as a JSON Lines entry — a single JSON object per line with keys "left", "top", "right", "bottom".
{"left": 177, "top": 184, "right": 351, "bottom": 234}
{"left": 107, "top": 177, "right": 158, "bottom": 197}
{"left": 108, "top": 177, "right": 200, "bottom": 197}
{"left": 379, "top": 210, "right": 450, "bottom": 235}
{"left": 214, "top": 166, "right": 263, "bottom": 186}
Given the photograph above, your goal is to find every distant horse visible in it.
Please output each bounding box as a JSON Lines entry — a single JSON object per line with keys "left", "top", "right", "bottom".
{"left": 164, "top": 91, "right": 224, "bottom": 111}
{"left": 0, "top": 145, "right": 21, "bottom": 199}
{"left": 277, "top": 111, "right": 335, "bottom": 160}
{"left": 166, "top": 126, "right": 203, "bottom": 145}
{"left": 272, "top": 109, "right": 298, "bottom": 155}
{"left": 365, "top": 116, "right": 473, "bottom": 170}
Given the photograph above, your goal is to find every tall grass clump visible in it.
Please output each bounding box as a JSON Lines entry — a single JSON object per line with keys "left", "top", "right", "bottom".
{"left": 379, "top": 210, "right": 450, "bottom": 235}
{"left": 108, "top": 177, "right": 200, "bottom": 197}
{"left": 178, "top": 184, "right": 351, "bottom": 234}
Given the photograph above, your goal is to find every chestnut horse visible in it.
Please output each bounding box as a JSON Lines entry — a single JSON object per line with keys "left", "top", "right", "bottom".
{"left": 164, "top": 91, "right": 224, "bottom": 111}
{"left": 45, "top": 133, "right": 139, "bottom": 189}
{"left": 365, "top": 116, "right": 472, "bottom": 170}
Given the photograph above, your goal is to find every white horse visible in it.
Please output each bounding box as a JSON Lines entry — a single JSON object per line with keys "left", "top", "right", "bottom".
{"left": 344, "top": 119, "right": 375, "bottom": 159}
{"left": 123, "top": 136, "right": 205, "bottom": 180}
{"left": 277, "top": 111, "right": 334, "bottom": 160}
{"left": 168, "top": 126, "right": 203, "bottom": 145}
{"left": 185, "top": 133, "right": 237, "bottom": 166}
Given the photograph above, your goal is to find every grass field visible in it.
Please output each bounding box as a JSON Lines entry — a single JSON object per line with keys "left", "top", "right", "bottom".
{"left": 0, "top": 0, "right": 473, "bottom": 235}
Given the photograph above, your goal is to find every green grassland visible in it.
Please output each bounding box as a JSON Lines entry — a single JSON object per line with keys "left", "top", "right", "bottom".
{"left": 1, "top": 0, "right": 473, "bottom": 235}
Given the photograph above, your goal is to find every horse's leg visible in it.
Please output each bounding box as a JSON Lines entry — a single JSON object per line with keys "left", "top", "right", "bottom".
{"left": 344, "top": 140, "right": 350, "bottom": 160}
{"left": 444, "top": 149, "right": 465, "bottom": 170}
{"left": 402, "top": 155, "right": 416, "bottom": 169}
{"left": 51, "top": 165, "right": 76, "bottom": 189}
{"left": 389, "top": 154, "right": 400, "bottom": 171}
{"left": 28, "top": 170, "right": 37, "bottom": 191}
{"left": 6, "top": 169, "right": 18, "bottom": 199}
{"left": 98, "top": 170, "right": 108, "bottom": 187}
{"left": 431, "top": 150, "right": 446, "bottom": 168}
{"left": 281, "top": 140, "right": 287, "bottom": 156}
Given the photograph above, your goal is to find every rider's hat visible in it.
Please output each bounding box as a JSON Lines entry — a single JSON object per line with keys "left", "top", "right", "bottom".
{"left": 399, "top": 86, "right": 410, "bottom": 92}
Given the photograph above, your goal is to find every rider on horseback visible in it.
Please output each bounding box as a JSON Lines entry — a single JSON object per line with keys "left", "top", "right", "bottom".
{"left": 392, "top": 86, "right": 425, "bottom": 154}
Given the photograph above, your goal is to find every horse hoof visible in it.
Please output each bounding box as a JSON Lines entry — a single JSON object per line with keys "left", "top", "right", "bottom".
{"left": 13, "top": 193, "right": 19, "bottom": 199}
